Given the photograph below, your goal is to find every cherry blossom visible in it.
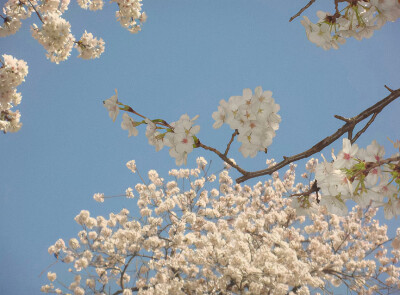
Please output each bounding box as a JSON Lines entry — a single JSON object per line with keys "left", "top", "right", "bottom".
{"left": 103, "top": 90, "right": 119, "bottom": 122}
{"left": 301, "top": 0, "right": 400, "bottom": 50}
{"left": 0, "top": 54, "right": 28, "bottom": 133}
{"left": 41, "top": 159, "right": 400, "bottom": 294}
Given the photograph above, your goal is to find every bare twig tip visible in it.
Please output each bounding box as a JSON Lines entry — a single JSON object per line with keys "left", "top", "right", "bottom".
{"left": 384, "top": 85, "right": 394, "bottom": 93}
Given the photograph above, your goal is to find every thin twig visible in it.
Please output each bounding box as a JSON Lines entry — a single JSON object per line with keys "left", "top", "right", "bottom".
{"left": 334, "top": 115, "right": 350, "bottom": 122}
{"left": 236, "top": 87, "right": 400, "bottom": 183}
{"left": 27, "top": 0, "right": 44, "bottom": 24}
{"left": 351, "top": 112, "right": 378, "bottom": 144}
{"left": 197, "top": 140, "right": 248, "bottom": 175}
{"left": 384, "top": 85, "right": 394, "bottom": 93}
{"left": 290, "top": 180, "right": 319, "bottom": 198}
{"left": 224, "top": 129, "right": 239, "bottom": 156}
{"left": 119, "top": 255, "right": 136, "bottom": 290}
{"left": 289, "top": 0, "right": 317, "bottom": 22}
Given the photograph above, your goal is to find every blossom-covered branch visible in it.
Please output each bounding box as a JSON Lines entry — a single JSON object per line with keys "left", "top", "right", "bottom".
{"left": 237, "top": 87, "right": 400, "bottom": 183}
{"left": 299, "top": 0, "right": 400, "bottom": 50}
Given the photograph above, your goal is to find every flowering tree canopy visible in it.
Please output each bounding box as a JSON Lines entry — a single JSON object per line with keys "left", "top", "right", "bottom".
{"left": 1, "top": 0, "right": 400, "bottom": 294}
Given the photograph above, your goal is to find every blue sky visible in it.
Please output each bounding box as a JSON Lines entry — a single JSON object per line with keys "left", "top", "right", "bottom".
{"left": 1, "top": 0, "right": 400, "bottom": 294}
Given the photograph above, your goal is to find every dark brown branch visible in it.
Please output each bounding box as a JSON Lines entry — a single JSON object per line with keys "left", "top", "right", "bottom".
{"left": 196, "top": 140, "right": 248, "bottom": 175}
{"left": 289, "top": 0, "right": 317, "bottom": 22}
{"left": 236, "top": 87, "right": 400, "bottom": 183}
{"left": 290, "top": 180, "right": 319, "bottom": 198}
{"left": 224, "top": 129, "right": 239, "bottom": 156}
{"left": 384, "top": 85, "right": 394, "bottom": 93}
{"left": 334, "top": 115, "right": 350, "bottom": 123}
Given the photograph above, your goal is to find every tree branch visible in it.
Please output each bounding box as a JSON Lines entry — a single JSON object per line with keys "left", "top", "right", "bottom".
{"left": 224, "top": 129, "right": 239, "bottom": 156}
{"left": 196, "top": 140, "right": 248, "bottom": 175}
{"left": 289, "top": 0, "right": 317, "bottom": 22}
{"left": 236, "top": 87, "right": 400, "bottom": 183}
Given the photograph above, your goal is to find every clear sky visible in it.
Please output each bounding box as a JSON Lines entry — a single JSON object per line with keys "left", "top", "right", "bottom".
{"left": 1, "top": 0, "right": 400, "bottom": 294}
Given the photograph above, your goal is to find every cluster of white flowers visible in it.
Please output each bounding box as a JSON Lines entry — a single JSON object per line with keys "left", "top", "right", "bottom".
{"left": 42, "top": 158, "right": 400, "bottom": 294}
{"left": 301, "top": 0, "right": 400, "bottom": 50}
{"left": 1, "top": 0, "right": 146, "bottom": 63}
{"left": 77, "top": 0, "right": 104, "bottom": 11}
{"left": 75, "top": 31, "right": 105, "bottom": 60}
{"left": 163, "top": 114, "right": 200, "bottom": 165}
{"left": 212, "top": 86, "right": 281, "bottom": 158}
{"left": 312, "top": 138, "right": 400, "bottom": 218}
{"left": 31, "top": 12, "right": 75, "bottom": 63}
{"left": 112, "top": 0, "right": 147, "bottom": 33}
{"left": 0, "top": 54, "right": 28, "bottom": 133}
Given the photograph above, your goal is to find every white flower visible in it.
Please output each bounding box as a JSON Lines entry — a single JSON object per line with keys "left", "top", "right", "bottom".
{"left": 126, "top": 160, "right": 137, "bottom": 173}
{"left": 121, "top": 113, "right": 138, "bottom": 137}
{"left": 145, "top": 118, "right": 164, "bottom": 151}
{"left": 75, "top": 31, "right": 105, "bottom": 60}
{"left": 103, "top": 90, "right": 119, "bottom": 122}
{"left": 47, "top": 272, "right": 57, "bottom": 282}
{"left": 164, "top": 114, "right": 200, "bottom": 165}
{"left": 93, "top": 193, "right": 104, "bottom": 203}
{"left": 333, "top": 138, "right": 359, "bottom": 169}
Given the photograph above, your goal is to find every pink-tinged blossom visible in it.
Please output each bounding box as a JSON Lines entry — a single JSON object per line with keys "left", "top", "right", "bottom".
{"left": 164, "top": 114, "right": 200, "bottom": 166}
{"left": 333, "top": 138, "right": 359, "bottom": 169}
{"left": 213, "top": 87, "right": 280, "bottom": 158}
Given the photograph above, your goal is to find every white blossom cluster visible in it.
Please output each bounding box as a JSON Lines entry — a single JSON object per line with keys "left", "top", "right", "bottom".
{"left": 163, "top": 114, "right": 200, "bottom": 166}
{"left": 0, "top": 0, "right": 146, "bottom": 63}
{"left": 111, "top": 0, "right": 147, "bottom": 34}
{"left": 0, "top": 54, "right": 28, "bottom": 133}
{"left": 104, "top": 91, "right": 201, "bottom": 166}
{"left": 311, "top": 138, "right": 400, "bottom": 218}
{"left": 75, "top": 31, "right": 105, "bottom": 60}
{"left": 31, "top": 12, "right": 75, "bottom": 63}
{"left": 42, "top": 158, "right": 400, "bottom": 294}
{"left": 77, "top": 0, "right": 104, "bottom": 11}
{"left": 301, "top": 0, "right": 400, "bottom": 50}
{"left": 212, "top": 86, "right": 281, "bottom": 158}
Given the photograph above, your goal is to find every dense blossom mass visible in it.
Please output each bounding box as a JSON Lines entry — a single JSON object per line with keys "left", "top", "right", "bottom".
{"left": 0, "top": 54, "right": 28, "bottom": 133}
{"left": 0, "top": 0, "right": 146, "bottom": 63}
{"left": 312, "top": 138, "right": 400, "bottom": 218}
{"left": 212, "top": 86, "right": 281, "bottom": 158}
{"left": 301, "top": 0, "right": 400, "bottom": 50}
{"left": 41, "top": 158, "right": 400, "bottom": 294}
